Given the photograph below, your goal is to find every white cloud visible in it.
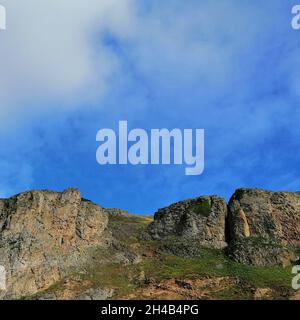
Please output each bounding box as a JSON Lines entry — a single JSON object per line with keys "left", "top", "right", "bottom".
{"left": 0, "top": 0, "right": 289, "bottom": 131}
{"left": 125, "top": 1, "right": 272, "bottom": 92}
{"left": 0, "top": 0, "right": 298, "bottom": 199}
{"left": 0, "top": 0, "right": 135, "bottom": 129}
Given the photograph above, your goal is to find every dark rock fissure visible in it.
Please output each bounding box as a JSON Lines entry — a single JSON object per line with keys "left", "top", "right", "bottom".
{"left": 145, "top": 188, "right": 300, "bottom": 267}
{"left": 224, "top": 204, "right": 231, "bottom": 244}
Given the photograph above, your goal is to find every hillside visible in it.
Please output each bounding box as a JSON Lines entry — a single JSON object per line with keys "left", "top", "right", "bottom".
{"left": 0, "top": 188, "right": 299, "bottom": 300}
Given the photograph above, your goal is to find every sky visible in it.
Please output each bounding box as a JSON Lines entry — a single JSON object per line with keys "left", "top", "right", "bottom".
{"left": 1, "top": 0, "right": 300, "bottom": 214}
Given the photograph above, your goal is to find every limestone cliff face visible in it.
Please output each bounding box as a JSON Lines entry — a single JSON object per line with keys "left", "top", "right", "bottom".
{"left": 146, "top": 196, "right": 227, "bottom": 249}
{"left": 0, "top": 188, "right": 110, "bottom": 299}
{"left": 227, "top": 188, "right": 300, "bottom": 266}
{"left": 228, "top": 188, "right": 300, "bottom": 245}
{"left": 1, "top": 187, "right": 300, "bottom": 300}
{"left": 146, "top": 189, "right": 300, "bottom": 266}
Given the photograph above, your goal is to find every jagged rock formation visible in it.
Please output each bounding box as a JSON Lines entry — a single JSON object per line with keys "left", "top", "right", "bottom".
{"left": 145, "top": 196, "right": 228, "bottom": 249}
{"left": 227, "top": 189, "right": 300, "bottom": 266}
{"left": 1, "top": 187, "right": 300, "bottom": 300}
{"left": 146, "top": 188, "right": 300, "bottom": 266}
{"left": 0, "top": 188, "right": 110, "bottom": 299}
{"left": 228, "top": 188, "right": 300, "bottom": 245}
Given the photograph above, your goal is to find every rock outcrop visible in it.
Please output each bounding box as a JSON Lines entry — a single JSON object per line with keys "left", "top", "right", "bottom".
{"left": 0, "top": 188, "right": 110, "bottom": 299}
{"left": 1, "top": 186, "right": 300, "bottom": 300}
{"left": 146, "top": 196, "right": 227, "bottom": 249}
{"left": 227, "top": 188, "right": 300, "bottom": 266}
{"left": 227, "top": 236, "right": 296, "bottom": 267}
{"left": 146, "top": 188, "right": 300, "bottom": 266}
{"left": 228, "top": 188, "right": 300, "bottom": 245}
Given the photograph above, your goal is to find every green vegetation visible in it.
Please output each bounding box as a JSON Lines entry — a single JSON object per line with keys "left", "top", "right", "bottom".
{"left": 190, "top": 198, "right": 211, "bottom": 217}
{"left": 140, "top": 244, "right": 292, "bottom": 290}
{"left": 86, "top": 228, "right": 293, "bottom": 299}
{"left": 230, "top": 235, "right": 283, "bottom": 249}
{"left": 233, "top": 189, "right": 245, "bottom": 201}
{"left": 108, "top": 214, "right": 153, "bottom": 245}
{"left": 82, "top": 262, "right": 139, "bottom": 298}
{"left": 27, "top": 213, "right": 294, "bottom": 300}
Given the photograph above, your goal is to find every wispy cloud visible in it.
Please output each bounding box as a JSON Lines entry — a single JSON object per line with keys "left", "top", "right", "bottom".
{"left": 0, "top": 1, "right": 300, "bottom": 212}
{"left": 0, "top": 0, "right": 135, "bottom": 128}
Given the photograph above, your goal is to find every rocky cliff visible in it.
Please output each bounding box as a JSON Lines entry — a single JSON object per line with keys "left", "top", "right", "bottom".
{"left": 145, "top": 196, "right": 227, "bottom": 249}
{"left": 0, "top": 188, "right": 110, "bottom": 299}
{"left": 146, "top": 188, "right": 300, "bottom": 266}
{"left": 0, "top": 187, "right": 299, "bottom": 300}
{"left": 227, "top": 188, "right": 300, "bottom": 266}
{"left": 228, "top": 188, "right": 300, "bottom": 245}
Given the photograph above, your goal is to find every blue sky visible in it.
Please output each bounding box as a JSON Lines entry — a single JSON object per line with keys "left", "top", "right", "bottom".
{"left": 1, "top": 1, "right": 300, "bottom": 214}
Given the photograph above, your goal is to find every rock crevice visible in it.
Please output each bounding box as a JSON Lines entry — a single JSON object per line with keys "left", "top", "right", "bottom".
{"left": 146, "top": 188, "right": 300, "bottom": 266}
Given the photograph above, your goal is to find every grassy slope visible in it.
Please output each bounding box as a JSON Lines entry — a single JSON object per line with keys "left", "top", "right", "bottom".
{"left": 33, "top": 214, "right": 295, "bottom": 300}
{"left": 102, "top": 214, "right": 293, "bottom": 299}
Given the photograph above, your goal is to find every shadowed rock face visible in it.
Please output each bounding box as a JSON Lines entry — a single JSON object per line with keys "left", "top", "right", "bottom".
{"left": 146, "top": 196, "right": 228, "bottom": 249}
{"left": 0, "top": 188, "right": 110, "bottom": 299}
{"left": 145, "top": 188, "right": 300, "bottom": 266}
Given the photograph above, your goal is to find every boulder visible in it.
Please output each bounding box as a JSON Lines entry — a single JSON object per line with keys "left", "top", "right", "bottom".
{"left": 146, "top": 196, "right": 227, "bottom": 249}
{"left": 228, "top": 188, "right": 300, "bottom": 245}
{"left": 228, "top": 188, "right": 300, "bottom": 265}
